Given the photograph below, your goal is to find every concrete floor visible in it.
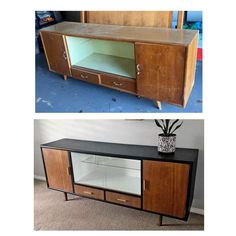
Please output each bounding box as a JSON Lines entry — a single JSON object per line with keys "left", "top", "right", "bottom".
{"left": 36, "top": 53, "right": 202, "bottom": 113}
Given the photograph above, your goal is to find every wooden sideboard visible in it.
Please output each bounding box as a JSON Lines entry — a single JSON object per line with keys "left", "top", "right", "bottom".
{"left": 41, "top": 139, "right": 198, "bottom": 225}
{"left": 40, "top": 21, "right": 198, "bottom": 108}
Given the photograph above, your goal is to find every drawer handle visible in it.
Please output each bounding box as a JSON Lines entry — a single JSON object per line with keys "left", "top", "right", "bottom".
{"left": 66, "top": 167, "right": 71, "bottom": 176}
{"left": 117, "top": 198, "right": 127, "bottom": 202}
{"left": 81, "top": 74, "right": 88, "bottom": 79}
{"left": 63, "top": 51, "right": 67, "bottom": 60}
{"left": 83, "top": 191, "right": 93, "bottom": 195}
{"left": 143, "top": 180, "right": 146, "bottom": 191}
{"left": 136, "top": 64, "right": 141, "bottom": 75}
{"left": 113, "top": 81, "right": 122, "bottom": 86}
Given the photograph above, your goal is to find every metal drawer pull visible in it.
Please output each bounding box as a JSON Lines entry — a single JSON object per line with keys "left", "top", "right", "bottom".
{"left": 117, "top": 198, "right": 127, "bottom": 202}
{"left": 136, "top": 64, "right": 141, "bottom": 75}
{"left": 67, "top": 167, "right": 71, "bottom": 176}
{"left": 81, "top": 74, "right": 88, "bottom": 79}
{"left": 113, "top": 81, "right": 122, "bottom": 86}
{"left": 143, "top": 180, "right": 146, "bottom": 190}
{"left": 83, "top": 191, "right": 93, "bottom": 195}
{"left": 63, "top": 51, "right": 67, "bottom": 60}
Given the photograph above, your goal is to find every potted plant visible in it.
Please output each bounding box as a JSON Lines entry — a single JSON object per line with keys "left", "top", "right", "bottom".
{"left": 154, "top": 119, "right": 183, "bottom": 154}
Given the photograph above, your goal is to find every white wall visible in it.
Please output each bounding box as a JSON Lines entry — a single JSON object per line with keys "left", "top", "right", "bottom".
{"left": 34, "top": 119, "right": 204, "bottom": 211}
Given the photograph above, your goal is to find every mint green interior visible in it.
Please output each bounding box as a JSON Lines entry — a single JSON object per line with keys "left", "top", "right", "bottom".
{"left": 66, "top": 36, "right": 136, "bottom": 78}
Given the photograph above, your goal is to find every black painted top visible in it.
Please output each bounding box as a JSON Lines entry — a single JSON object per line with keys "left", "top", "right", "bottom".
{"left": 41, "top": 138, "right": 198, "bottom": 164}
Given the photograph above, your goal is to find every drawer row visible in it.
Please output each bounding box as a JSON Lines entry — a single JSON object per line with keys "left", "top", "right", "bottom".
{"left": 71, "top": 66, "right": 136, "bottom": 94}
{"left": 74, "top": 184, "right": 141, "bottom": 209}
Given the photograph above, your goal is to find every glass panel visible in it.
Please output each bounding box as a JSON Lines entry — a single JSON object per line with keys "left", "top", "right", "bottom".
{"left": 71, "top": 152, "right": 141, "bottom": 195}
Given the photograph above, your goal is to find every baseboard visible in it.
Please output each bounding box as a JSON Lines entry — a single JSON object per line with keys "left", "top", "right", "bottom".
{"left": 34, "top": 175, "right": 46, "bottom": 181}
{"left": 190, "top": 207, "right": 204, "bottom": 215}
{"left": 34, "top": 174, "right": 204, "bottom": 215}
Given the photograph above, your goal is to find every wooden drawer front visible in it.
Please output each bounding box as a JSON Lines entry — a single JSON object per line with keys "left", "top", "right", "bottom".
{"left": 71, "top": 67, "right": 100, "bottom": 84}
{"left": 101, "top": 74, "right": 136, "bottom": 93}
{"left": 74, "top": 185, "right": 104, "bottom": 200}
{"left": 105, "top": 191, "right": 141, "bottom": 209}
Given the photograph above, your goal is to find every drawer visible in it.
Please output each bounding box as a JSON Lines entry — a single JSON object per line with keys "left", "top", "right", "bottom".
{"left": 71, "top": 67, "right": 100, "bottom": 84}
{"left": 101, "top": 74, "right": 136, "bottom": 93}
{"left": 105, "top": 191, "right": 141, "bottom": 209}
{"left": 74, "top": 185, "right": 104, "bottom": 200}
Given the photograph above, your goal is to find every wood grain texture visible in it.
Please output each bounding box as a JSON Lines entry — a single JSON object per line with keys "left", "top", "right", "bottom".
{"left": 41, "top": 22, "right": 197, "bottom": 46}
{"left": 71, "top": 66, "right": 100, "bottom": 84}
{"left": 143, "top": 160, "right": 190, "bottom": 218}
{"left": 135, "top": 42, "right": 186, "bottom": 105}
{"left": 74, "top": 185, "right": 104, "bottom": 200}
{"left": 42, "top": 148, "right": 73, "bottom": 192}
{"left": 101, "top": 73, "right": 136, "bottom": 94}
{"left": 183, "top": 33, "right": 199, "bottom": 107}
{"left": 85, "top": 11, "right": 173, "bottom": 28}
{"left": 40, "top": 31, "right": 71, "bottom": 76}
{"left": 105, "top": 191, "right": 141, "bottom": 208}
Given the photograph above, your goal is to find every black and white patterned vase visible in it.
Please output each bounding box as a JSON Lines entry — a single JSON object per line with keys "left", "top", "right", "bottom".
{"left": 158, "top": 134, "right": 176, "bottom": 153}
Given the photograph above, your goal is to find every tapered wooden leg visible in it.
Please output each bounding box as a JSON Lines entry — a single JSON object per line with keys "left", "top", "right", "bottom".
{"left": 64, "top": 192, "right": 68, "bottom": 201}
{"left": 63, "top": 75, "right": 67, "bottom": 80}
{"left": 155, "top": 100, "right": 162, "bottom": 110}
{"left": 158, "top": 215, "right": 163, "bottom": 226}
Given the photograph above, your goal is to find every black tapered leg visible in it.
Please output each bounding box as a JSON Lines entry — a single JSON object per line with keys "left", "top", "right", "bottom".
{"left": 158, "top": 215, "right": 163, "bottom": 226}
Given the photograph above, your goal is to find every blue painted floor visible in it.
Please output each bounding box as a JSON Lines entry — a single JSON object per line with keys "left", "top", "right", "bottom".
{"left": 36, "top": 53, "right": 202, "bottom": 113}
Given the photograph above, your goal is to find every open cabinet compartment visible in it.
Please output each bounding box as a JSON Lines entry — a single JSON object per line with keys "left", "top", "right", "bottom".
{"left": 71, "top": 152, "right": 141, "bottom": 196}
{"left": 66, "top": 36, "right": 136, "bottom": 78}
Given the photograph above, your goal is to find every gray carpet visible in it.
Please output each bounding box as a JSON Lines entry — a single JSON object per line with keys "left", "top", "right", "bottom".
{"left": 34, "top": 179, "right": 204, "bottom": 230}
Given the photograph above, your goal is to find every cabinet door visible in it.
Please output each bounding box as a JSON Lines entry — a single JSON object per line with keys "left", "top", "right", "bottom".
{"left": 143, "top": 160, "right": 190, "bottom": 218}
{"left": 42, "top": 148, "right": 73, "bottom": 192}
{"left": 135, "top": 43, "right": 186, "bottom": 105}
{"left": 40, "top": 31, "right": 71, "bottom": 76}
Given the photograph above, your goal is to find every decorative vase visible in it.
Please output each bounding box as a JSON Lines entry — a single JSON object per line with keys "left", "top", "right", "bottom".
{"left": 158, "top": 134, "right": 176, "bottom": 153}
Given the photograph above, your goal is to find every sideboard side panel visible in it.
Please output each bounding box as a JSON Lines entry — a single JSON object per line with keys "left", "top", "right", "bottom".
{"left": 183, "top": 33, "right": 199, "bottom": 107}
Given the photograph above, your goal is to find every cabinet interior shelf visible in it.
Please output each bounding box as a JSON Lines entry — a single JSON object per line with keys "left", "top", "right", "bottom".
{"left": 81, "top": 156, "right": 140, "bottom": 170}
{"left": 66, "top": 36, "right": 136, "bottom": 78}
{"left": 72, "top": 153, "right": 141, "bottom": 195}
{"left": 73, "top": 53, "right": 136, "bottom": 78}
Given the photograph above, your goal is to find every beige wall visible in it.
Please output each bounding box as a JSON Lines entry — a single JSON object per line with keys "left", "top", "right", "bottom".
{"left": 34, "top": 119, "right": 204, "bottom": 210}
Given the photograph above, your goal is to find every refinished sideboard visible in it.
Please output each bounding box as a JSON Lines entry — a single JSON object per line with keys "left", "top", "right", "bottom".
{"left": 40, "top": 22, "right": 198, "bottom": 108}
{"left": 40, "top": 138, "right": 198, "bottom": 226}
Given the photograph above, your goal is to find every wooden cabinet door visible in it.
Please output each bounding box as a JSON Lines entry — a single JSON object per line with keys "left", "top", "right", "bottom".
{"left": 135, "top": 43, "right": 186, "bottom": 105}
{"left": 42, "top": 148, "right": 73, "bottom": 192}
{"left": 143, "top": 160, "right": 190, "bottom": 218}
{"left": 40, "top": 31, "right": 71, "bottom": 76}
